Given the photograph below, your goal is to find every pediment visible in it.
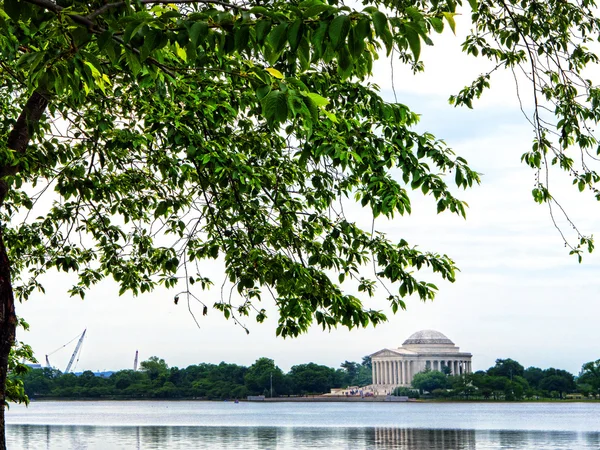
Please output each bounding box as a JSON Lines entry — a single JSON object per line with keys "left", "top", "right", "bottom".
{"left": 370, "top": 348, "right": 401, "bottom": 358}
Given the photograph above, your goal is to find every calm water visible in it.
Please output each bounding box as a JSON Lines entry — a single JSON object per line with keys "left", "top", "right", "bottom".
{"left": 6, "top": 401, "right": 600, "bottom": 449}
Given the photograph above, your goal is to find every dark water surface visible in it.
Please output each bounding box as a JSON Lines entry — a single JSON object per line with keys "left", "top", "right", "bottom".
{"left": 6, "top": 401, "right": 600, "bottom": 449}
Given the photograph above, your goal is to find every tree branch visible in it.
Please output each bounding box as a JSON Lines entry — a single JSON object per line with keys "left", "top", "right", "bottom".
{"left": 21, "top": 0, "right": 176, "bottom": 77}
{"left": 0, "top": 91, "right": 49, "bottom": 206}
{"left": 88, "top": 0, "right": 248, "bottom": 20}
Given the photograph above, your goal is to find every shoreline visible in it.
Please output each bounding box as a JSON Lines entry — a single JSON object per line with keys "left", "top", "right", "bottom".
{"left": 25, "top": 397, "right": 600, "bottom": 403}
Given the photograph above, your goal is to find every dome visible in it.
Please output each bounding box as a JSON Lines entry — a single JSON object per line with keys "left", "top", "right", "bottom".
{"left": 402, "top": 330, "right": 454, "bottom": 345}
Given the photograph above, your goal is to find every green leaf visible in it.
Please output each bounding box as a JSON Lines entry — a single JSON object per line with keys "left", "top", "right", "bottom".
{"left": 304, "top": 4, "right": 331, "bottom": 18}
{"left": 268, "top": 23, "right": 289, "bottom": 54}
{"left": 235, "top": 25, "right": 250, "bottom": 53}
{"left": 175, "top": 41, "right": 187, "bottom": 62}
{"left": 443, "top": 12, "right": 456, "bottom": 35}
{"left": 337, "top": 46, "right": 352, "bottom": 75}
{"left": 405, "top": 27, "right": 421, "bottom": 61}
{"left": 262, "top": 90, "right": 288, "bottom": 123}
{"left": 430, "top": 17, "right": 444, "bottom": 33}
{"left": 256, "top": 19, "right": 272, "bottom": 43}
{"left": 348, "top": 26, "right": 365, "bottom": 59}
{"left": 371, "top": 11, "right": 388, "bottom": 39}
{"left": 189, "top": 21, "right": 208, "bottom": 47}
{"left": 266, "top": 67, "right": 284, "bottom": 79}
{"left": 306, "top": 92, "right": 329, "bottom": 107}
{"left": 140, "top": 29, "right": 159, "bottom": 61}
{"left": 288, "top": 19, "right": 303, "bottom": 52}
{"left": 249, "top": 5, "right": 270, "bottom": 15}
{"left": 256, "top": 84, "right": 272, "bottom": 100}
{"left": 329, "top": 14, "right": 351, "bottom": 50}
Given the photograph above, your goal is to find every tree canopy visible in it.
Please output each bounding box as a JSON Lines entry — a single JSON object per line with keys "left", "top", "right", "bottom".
{"left": 3, "top": 0, "right": 600, "bottom": 447}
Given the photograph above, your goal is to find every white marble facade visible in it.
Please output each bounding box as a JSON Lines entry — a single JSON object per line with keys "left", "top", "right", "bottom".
{"left": 370, "top": 330, "right": 472, "bottom": 390}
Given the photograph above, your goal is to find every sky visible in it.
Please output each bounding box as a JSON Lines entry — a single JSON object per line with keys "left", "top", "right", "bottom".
{"left": 15, "top": 12, "right": 600, "bottom": 376}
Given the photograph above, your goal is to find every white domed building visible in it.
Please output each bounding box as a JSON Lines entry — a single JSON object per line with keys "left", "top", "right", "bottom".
{"left": 370, "top": 330, "right": 472, "bottom": 390}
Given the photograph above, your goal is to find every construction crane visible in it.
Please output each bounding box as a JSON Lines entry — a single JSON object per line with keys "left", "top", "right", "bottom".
{"left": 45, "top": 329, "right": 87, "bottom": 373}
{"left": 133, "top": 350, "right": 139, "bottom": 371}
{"left": 65, "top": 329, "right": 86, "bottom": 374}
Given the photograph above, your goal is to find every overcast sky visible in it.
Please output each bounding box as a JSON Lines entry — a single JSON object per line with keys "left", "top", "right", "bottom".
{"left": 15, "top": 14, "right": 600, "bottom": 376}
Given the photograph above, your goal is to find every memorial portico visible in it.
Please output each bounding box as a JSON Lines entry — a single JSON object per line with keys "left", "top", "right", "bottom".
{"left": 370, "top": 330, "right": 472, "bottom": 391}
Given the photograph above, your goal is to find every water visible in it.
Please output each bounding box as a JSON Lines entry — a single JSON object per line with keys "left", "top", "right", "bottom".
{"left": 6, "top": 401, "right": 600, "bottom": 449}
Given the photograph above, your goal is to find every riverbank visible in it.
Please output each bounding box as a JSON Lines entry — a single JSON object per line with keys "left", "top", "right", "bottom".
{"left": 26, "top": 395, "right": 600, "bottom": 403}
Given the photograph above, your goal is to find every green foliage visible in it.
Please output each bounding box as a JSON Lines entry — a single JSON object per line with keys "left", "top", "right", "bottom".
{"left": 340, "top": 359, "right": 372, "bottom": 387}
{"left": 16, "top": 355, "right": 365, "bottom": 399}
{"left": 578, "top": 359, "right": 600, "bottom": 397}
{"left": 411, "top": 369, "right": 449, "bottom": 393}
{"left": 243, "top": 357, "right": 285, "bottom": 396}
{"left": 5, "top": 319, "right": 36, "bottom": 407}
{"left": 139, "top": 356, "right": 169, "bottom": 381}
{"left": 487, "top": 358, "right": 525, "bottom": 379}
{"left": 288, "top": 362, "right": 344, "bottom": 395}
{"left": 0, "top": 0, "right": 482, "bottom": 346}
{"left": 391, "top": 386, "right": 419, "bottom": 398}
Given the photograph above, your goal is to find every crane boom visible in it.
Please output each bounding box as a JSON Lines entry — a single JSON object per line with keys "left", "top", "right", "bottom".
{"left": 65, "top": 329, "right": 86, "bottom": 373}
{"left": 133, "top": 350, "right": 139, "bottom": 371}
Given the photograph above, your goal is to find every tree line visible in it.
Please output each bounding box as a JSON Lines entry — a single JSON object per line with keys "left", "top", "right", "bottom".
{"left": 14, "top": 356, "right": 600, "bottom": 401}
{"left": 16, "top": 356, "right": 372, "bottom": 400}
{"left": 395, "top": 358, "right": 600, "bottom": 400}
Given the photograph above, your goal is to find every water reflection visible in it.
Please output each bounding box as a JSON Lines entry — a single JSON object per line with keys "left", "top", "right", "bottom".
{"left": 7, "top": 425, "right": 600, "bottom": 449}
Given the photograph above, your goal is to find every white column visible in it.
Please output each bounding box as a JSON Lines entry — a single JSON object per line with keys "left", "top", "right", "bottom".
{"left": 400, "top": 360, "right": 404, "bottom": 385}
{"left": 372, "top": 361, "right": 376, "bottom": 385}
{"left": 377, "top": 361, "right": 382, "bottom": 384}
{"left": 374, "top": 361, "right": 378, "bottom": 384}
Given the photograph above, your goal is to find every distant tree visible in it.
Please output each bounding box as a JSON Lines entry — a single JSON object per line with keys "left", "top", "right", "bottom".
{"left": 340, "top": 361, "right": 360, "bottom": 383}
{"left": 578, "top": 360, "right": 600, "bottom": 397}
{"left": 540, "top": 368, "right": 576, "bottom": 399}
{"left": 391, "top": 386, "right": 419, "bottom": 399}
{"left": 504, "top": 376, "right": 529, "bottom": 401}
{"left": 576, "top": 383, "right": 594, "bottom": 398}
{"left": 411, "top": 370, "right": 449, "bottom": 394}
{"left": 361, "top": 356, "right": 373, "bottom": 370}
{"left": 244, "top": 358, "right": 285, "bottom": 397}
{"left": 449, "top": 374, "right": 476, "bottom": 399}
{"left": 139, "top": 356, "right": 169, "bottom": 381}
{"left": 353, "top": 365, "right": 373, "bottom": 387}
{"left": 441, "top": 364, "right": 452, "bottom": 376}
{"left": 288, "top": 363, "right": 340, "bottom": 395}
{"left": 487, "top": 359, "right": 525, "bottom": 380}
{"left": 524, "top": 367, "right": 545, "bottom": 390}
{"left": 18, "top": 367, "right": 58, "bottom": 398}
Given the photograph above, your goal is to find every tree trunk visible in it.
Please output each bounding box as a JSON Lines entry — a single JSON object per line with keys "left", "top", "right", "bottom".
{"left": 0, "top": 228, "right": 16, "bottom": 450}
{"left": 0, "top": 90, "right": 49, "bottom": 450}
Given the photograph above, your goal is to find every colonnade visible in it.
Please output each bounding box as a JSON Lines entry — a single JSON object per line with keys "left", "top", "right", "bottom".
{"left": 372, "top": 358, "right": 472, "bottom": 386}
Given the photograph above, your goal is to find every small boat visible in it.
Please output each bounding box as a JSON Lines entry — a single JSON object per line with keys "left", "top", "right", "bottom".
{"left": 234, "top": 399, "right": 239, "bottom": 404}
